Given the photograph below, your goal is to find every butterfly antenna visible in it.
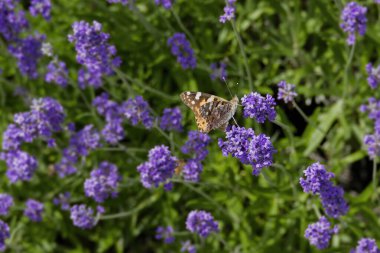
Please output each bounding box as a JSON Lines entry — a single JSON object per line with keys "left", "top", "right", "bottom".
{"left": 222, "top": 77, "right": 234, "bottom": 99}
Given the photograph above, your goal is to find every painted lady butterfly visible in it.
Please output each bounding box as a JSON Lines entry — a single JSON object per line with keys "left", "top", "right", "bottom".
{"left": 180, "top": 91, "right": 238, "bottom": 133}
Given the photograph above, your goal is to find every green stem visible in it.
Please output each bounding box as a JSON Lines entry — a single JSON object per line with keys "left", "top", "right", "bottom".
{"left": 343, "top": 43, "right": 356, "bottom": 100}
{"left": 100, "top": 194, "right": 159, "bottom": 220}
{"left": 373, "top": 158, "right": 377, "bottom": 196}
{"left": 231, "top": 21, "right": 253, "bottom": 90}
{"left": 293, "top": 101, "right": 324, "bottom": 133}
{"left": 171, "top": 10, "right": 198, "bottom": 49}
{"left": 130, "top": 5, "right": 161, "bottom": 39}
{"left": 312, "top": 203, "right": 322, "bottom": 218}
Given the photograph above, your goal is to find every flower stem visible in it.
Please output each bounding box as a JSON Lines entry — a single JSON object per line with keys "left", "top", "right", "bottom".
{"left": 231, "top": 21, "right": 253, "bottom": 90}
{"left": 343, "top": 43, "right": 356, "bottom": 100}
{"left": 373, "top": 158, "right": 377, "bottom": 197}
{"left": 292, "top": 101, "right": 324, "bottom": 133}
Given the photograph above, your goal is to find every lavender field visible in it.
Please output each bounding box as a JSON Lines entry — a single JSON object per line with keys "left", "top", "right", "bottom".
{"left": 0, "top": 0, "right": 379, "bottom": 252}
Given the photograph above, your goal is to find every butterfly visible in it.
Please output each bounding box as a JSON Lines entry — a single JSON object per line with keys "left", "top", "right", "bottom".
{"left": 180, "top": 91, "right": 239, "bottom": 133}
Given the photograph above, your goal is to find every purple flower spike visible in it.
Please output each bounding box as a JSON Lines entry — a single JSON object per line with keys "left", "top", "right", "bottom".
{"left": 68, "top": 21, "right": 121, "bottom": 89}
{"left": 186, "top": 210, "right": 219, "bottom": 238}
{"left": 84, "top": 161, "right": 121, "bottom": 203}
{"left": 320, "top": 185, "right": 349, "bottom": 218}
{"left": 305, "top": 216, "right": 338, "bottom": 250}
{"left": 24, "top": 199, "right": 44, "bottom": 222}
{"left": 181, "top": 240, "right": 197, "bottom": 253}
{"left": 155, "top": 226, "right": 175, "bottom": 244}
{"left": 0, "top": 220, "right": 10, "bottom": 252}
{"left": 219, "top": 0, "right": 236, "bottom": 23}
{"left": 53, "top": 192, "right": 71, "bottom": 211}
{"left": 8, "top": 34, "right": 45, "bottom": 79}
{"left": 366, "top": 63, "right": 380, "bottom": 89}
{"left": 107, "top": 0, "right": 129, "bottom": 4}
{"left": 210, "top": 62, "right": 228, "bottom": 81}
{"left": 70, "top": 204, "right": 96, "bottom": 229}
{"left": 155, "top": 0, "right": 173, "bottom": 9}
{"left": 340, "top": 2, "right": 367, "bottom": 45}
{"left": 183, "top": 159, "right": 203, "bottom": 182}
{"left": 137, "top": 145, "right": 177, "bottom": 188}
{"left": 364, "top": 133, "right": 380, "bottom": 159}
{"left": 0, "top": 194, "right": 13, "bottom": 216}
{"left": 351, "top": 238, "right": 380, "bottom": 253}
{"left": 45, "top": 59, "right": 68, "bottom": 87}
{"left": 167, "top": 33, "right": 197, "bottom": 69}
{"left": 29, "top": 0, "right": 51, "bottom": 20}
{"left": 299, "top": 162, "right": 334, "bottom": 195}
{"left": 241, "top": 92, "right": 276, "bottom": 123}
{"left": 277, "top": 81, "right": 297, "bottom": 103}
{"left": 160, "top": 107, "right": 183, "bottom": 132}
{"left": 218, "top": 126, "right": 275, "bottom": 175}
{"left": 122, "top": 96, "right": 154, "bottom": 129}
{"left": 181, "top": 131, "right": 211, "bottom": 161}
{"left": 0, "top": 1, "right": 29, "bottom": 42}
{"left": 1, "top": 150, "right": 38, "bottom": 183}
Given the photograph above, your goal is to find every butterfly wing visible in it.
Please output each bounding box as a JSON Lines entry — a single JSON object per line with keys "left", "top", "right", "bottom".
{"left": 199, "top": 98, "right": 237, "bottom": 130}
{"left": 180, "top": 92, "right": 237, "bottom": 133}
{"left": 180, "top": 92, "right": 214, "bottom": 133}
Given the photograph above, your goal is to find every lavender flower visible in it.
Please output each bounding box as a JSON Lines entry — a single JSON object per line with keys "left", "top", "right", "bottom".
{"left": 181, "top": 240, "right": 196, "bottom": 253}
{"left": 122, "top": 96, "right": 154, "bottom": 129}
{"left": 24, "top": 199, "right": 44, "bottom": 222}
{"left": 241, "top": 92, "right": 276, "bottom": 123}
{"left": 0, "top": 220, "right": 9, "bottom": 252}
{"left": 210, "top": 62, "right": 227, "bottom": 81}
{"left": 2, "top": 97, "right": 65, "bottom": 148}
{"left": 45, "top": 59, "right": 68, "bottom": 87}
{"left": 186, "top": 210, "right": 219, "bottom": 238}
{"left": 340, "top": 2, "right": 367, "bottom": 45}
{"left": 320, "top": 185, "right": 349, "bottom": 218}
{"left": 0, "top": 194, "right": 13, "bottom": 216}
{"left": 70, "top": 204, "right": 96, "bottom": 229}
{"left": 84, "top": 161, "right": 121, "bottom": 203}
{"left": 54, "top": 157, "right": 77, "bottom": 178}
{"left": 69, "top": 125, "right": 101, "bottom": 156}
{"left": 360, "top": 97, "right": 380, "bottom": 120}
{"left": 0, "top": 150, "right": 38, "bottom": 183}
{"left": 8, "top": 34, "right": 45, "bottom": 79}
{"left": 137, "top": 145, "right": 177, "bottom": 188}
{"left": 107, "top": 0, "right": 129, "bottom": 4}
{"left": 167, "top": 33, "right": 196, "bottom": 69}
{"left": 277, "top": 81, "right": 297, "bottom": 103}
{"left": 300, "top": 162, "right": 349, "bottom": 218}
{"left": 351, "top": 238, "right": 380, "bottom": 253}
{"left": 248, "top": 134, "right": 276, "bottom": 175}
{"left": 160, "top": 107, "right": 183, "bottom": 132}
{"left": 376, "top": 0, "right": 380, "bottom": 3}
{"left": 219, "top": 0, "right": 236, "bottom": 23}
{"left": 218, "top": 126, "right": 275, "bottom": 175}
{"left": 364, "top": 133, "right": 380, "bottom": 159}
{"left": 299, "top": 162, "right": 334, "bottom": 195}
{"left": 93, "top": 93, "right": 122, "bottom": 122}
{"left": 155, "top": 0, "right": 173, "bottom": 9}
{"left": 53, "top": 192, "right": 71, "bottom": 211}
{"left": 101, "top": 120, "right": 124, "bottom": 144}
{"left": 68, "top": 21, "right": 121, "bottom": 89}
{"left": 304, "top": 216, "right": 338, "bottom": 250}
{"left": 29, "top": 0, "right": 51, "bottom": 20}
{"left": 155, "top": 226, "right": 175, "bottom": 244}
{"left": 365, "top": 63, "right": 380, "bottom": 89}
{"left": 0, "top": 1, "right": 29, "bottom": 42}
{"left": 181, "top": 131, "right": 211, "bottom": 161}
{"left": 182, "top": 159, "right": 203, "bottom": 182}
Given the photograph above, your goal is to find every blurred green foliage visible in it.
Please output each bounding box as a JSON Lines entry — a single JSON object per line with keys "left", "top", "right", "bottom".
{"left": 0, "top": 0, "right": 380, "bottom": 252}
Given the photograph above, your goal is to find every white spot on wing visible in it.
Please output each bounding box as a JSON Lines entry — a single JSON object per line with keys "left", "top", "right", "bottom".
{"left": 207, "top": 95, "right": 215, "bottom": 103}
{"left": 191, "top": 101, "right": 195, "bottom": 105}
{"left": 186, "top": 91, "right": 191, "bottom": 95}
{"left": 195, "top": 92, "right": 201, "bottom": 100}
